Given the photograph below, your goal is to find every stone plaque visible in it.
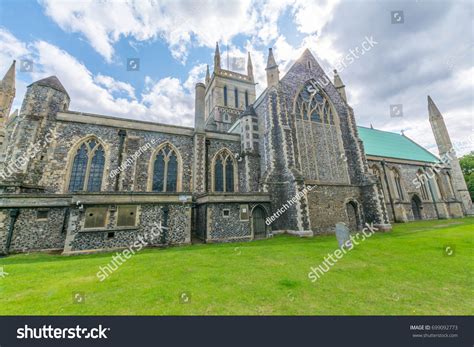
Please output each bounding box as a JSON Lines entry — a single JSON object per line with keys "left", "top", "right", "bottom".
{"left": 335, "top": 222, "right": 351, "bottom": 248}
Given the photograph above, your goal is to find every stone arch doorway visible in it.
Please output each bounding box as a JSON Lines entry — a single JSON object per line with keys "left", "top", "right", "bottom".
{"left": 345, "top": 201, "right": 360, "bottom": 231}
{"left": 252, "top": 206, "right": 267, "bottom": 239}
{"left": 411, "top": 195, "right": 422, "bottom": 220}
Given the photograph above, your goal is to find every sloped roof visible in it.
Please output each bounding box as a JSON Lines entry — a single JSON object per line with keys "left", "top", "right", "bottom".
{"left": 29, "top": 76, "right": 69, "bottom": 97}
{"left": 357, "top": 126, "right": 439, "bottom": 163}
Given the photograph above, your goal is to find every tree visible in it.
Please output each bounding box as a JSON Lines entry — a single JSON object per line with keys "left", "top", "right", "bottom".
{"left": 459, "top": 151, "right": 474, "bottom": 201}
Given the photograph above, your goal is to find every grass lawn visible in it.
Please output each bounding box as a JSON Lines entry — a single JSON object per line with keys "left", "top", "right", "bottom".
{"left": 0, "top": 218, "right": 473, "bottom": 315}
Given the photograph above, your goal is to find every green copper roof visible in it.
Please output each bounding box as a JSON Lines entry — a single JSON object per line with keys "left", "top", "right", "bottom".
{"left": 357, "top": 126, "right": 439, "bottom": 163}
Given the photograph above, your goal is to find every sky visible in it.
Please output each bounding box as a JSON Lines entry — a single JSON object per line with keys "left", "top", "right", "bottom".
{"left": 0, "top": 0, "right": 472, "bottom": 155}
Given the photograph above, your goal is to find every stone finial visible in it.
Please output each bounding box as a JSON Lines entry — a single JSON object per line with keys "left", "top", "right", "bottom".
{"left": 247, "top": 52, "right": 254, "bottom": 82}
{"left": 333, "top": 69, "right": 347, "bottom": 102}
{"left": 265, "top": 48, "right": 279, "bottom": 87}
{"left": 214, "top": 42, "right": 221, "bottom": 72}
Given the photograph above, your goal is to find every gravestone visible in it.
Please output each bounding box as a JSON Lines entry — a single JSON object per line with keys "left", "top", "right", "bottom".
{"left": 335, "top": 222, "right": 352, "bottom": 248}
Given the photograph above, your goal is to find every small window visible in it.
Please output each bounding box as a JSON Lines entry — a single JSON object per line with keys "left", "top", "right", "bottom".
{"left": 37, "top": 210, "right": 49, "bottom": 221}
{"left": 117, "top": 205, "right": 137, "bottom": 227}
{"left": 253, "top": 134, "right": 259, "bottom": 139}
{"left": 223, "top": 209, "right": 230, "bottom": 217}
{"left": 107, "top": 232, "right": 115, "bottom": 239}
{"left": 253, "top": 125, "right": 258, "bottom": 131}
{"left": 84, "top": 207, "right": 107, "bottom": 229}
{"left": 240, "top": 205, "right": 249, "bottom": 220}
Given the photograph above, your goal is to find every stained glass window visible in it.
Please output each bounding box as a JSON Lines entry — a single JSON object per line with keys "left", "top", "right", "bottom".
{"left": 223, "top": 86, "right": 228, "bottom": 106}
{"left": 215, "top": 158, "right": 224, "bottom": 192}
{"left": 69, "top": 144, "right": 88, "bottom": 192}
{"left": 213, "top": 149, "right": 235, "bottom": 192}
{"left": 152, "top": 144, "right": 180, "bottom": 192}
{"left": 167, "top": 153, "right": 178, "bottom": 192}
{"left": 152, "top": 152, "right": 165, "bottom": 191}
{"left": 68, "top": 139, "right": 105, "bottom": 192}
{"left": 225, "top": 159, "right": 234, "bottom": 192}
{"left": 295, "top": 80, "right": 335, "bottom": 125}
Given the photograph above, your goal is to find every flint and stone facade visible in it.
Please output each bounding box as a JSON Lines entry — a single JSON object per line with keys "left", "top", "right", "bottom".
{"left": 0, "top": 47, "right": 471, "bottom": 255}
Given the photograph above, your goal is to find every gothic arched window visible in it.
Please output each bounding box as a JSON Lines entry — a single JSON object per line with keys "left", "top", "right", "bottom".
{"left": 151, "top": 144, "right": 180, "bottom": 192}
{"left": 435, "top": 173, "right": 445, "bottom": 199}
{"left": 417, "top": 169, "right": 429, "bottom": 200}
{"left": 446, "top": 172, "right": 455, "bottom": 197}
{"left": 68, "top": 138, "right": 105, "bottom": 192}
{"left": 213, "top": 149, "right": 236, "bottom": 192}
{"left": 223, "top": 86, "right": 228, "bottom": 106}
{"left": 295, "top": 83, "right": 335, "bottom": 125}
{"left": 234, "top": 88, "right": 239, "bottom": 108}
{"left": 245, "top": 90, "right": 249, "bottom": 108}
{"left": 392, "top": 169, "right": 404, "bottom": 200}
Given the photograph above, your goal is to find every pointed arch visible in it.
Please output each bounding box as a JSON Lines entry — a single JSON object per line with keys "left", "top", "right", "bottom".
{"left": 147, "top": 141, "right": 183, "bottom": 192}
{"left": 211, "top": 148, "right": 238, "bottom": 192}
{"left": 417, "top": 169, "right": 430, "bottom": 200}
{"left": 390, "top": 167, "right": 405, "bottom": 201}
{"left": 65, "top": 136, "right": 108, "bottom": 192}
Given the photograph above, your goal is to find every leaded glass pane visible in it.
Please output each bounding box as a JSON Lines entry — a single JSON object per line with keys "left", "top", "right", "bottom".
{"left": 215, "top": 158, "right": 224, "bottom": 192}
{"left": 167, "top": 153, "right": 178, "bottom": 192}
{"left": 225, "top": 159, "right": 234, "bottom": 192}
{"left": 87, "top": 145, "right": 105, "bottom": 192}
{"left": 153, "top": 152, "right": 165, "bottom": 192}
{"left": 69, "top": 144, "right": 88, "bottom": 192}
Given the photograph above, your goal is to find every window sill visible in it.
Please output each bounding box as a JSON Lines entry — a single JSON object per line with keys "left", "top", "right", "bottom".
{"left": 79, "top": 226, "right": 139, "bottom": 233}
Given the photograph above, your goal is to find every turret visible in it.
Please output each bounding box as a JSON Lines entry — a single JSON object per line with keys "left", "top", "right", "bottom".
{"left": 247, "top": 52, "right": 254, "bottom": 82}
{"left": 265, "top": 48, "right": 279, "bottom": 87}
{"left": 214, "top": 42, "right": 221, "bottom": 72}
{"left": 194, "top": 83, "right": 206, "bottom": 132}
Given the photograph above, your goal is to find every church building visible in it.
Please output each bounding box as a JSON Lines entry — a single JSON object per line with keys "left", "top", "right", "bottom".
{"left": 0, "top": 46, "right": 471, "bottom": 255}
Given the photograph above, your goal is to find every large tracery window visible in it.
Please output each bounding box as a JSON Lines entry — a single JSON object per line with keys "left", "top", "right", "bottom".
{"left": 152, "top": 144, "right": 179, "bottom": 192}
{"left": 213, "top": 149, "right": 236, "bottom": 192}
{"left": 68, "top": 138, "right": 105, "bottom": 192}
{"left": 295, "top": 83, "right": 335, "bottom": 124}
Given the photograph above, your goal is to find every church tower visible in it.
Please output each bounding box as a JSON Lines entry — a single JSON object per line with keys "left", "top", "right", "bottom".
{"left": 204, "top": 42, "right": 256, "bottom": 132}
{"left": 0, "top": 60, "right": 16, "bottom": 151}
{"left": 428, "top": 95, "right": 472, "bottom": 213}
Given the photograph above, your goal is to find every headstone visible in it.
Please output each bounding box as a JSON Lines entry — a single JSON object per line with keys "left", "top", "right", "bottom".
{"left": 335, "top": 222, "right": 352, "bottom": 248}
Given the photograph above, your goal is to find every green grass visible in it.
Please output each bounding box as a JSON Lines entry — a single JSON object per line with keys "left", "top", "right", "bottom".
{"left": 1, "top": 218, "right": 473, "bottom": 315}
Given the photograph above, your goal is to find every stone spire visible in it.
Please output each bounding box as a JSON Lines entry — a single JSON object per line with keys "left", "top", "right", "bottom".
{"left": 205, "top": 64, "right": 210, "bottom": 85}
{"left": 333, "top": 69, "right": 347, "bottom": 102}
{"left": 214, "top": 42, "right": 221, "bottom": 72}
{"left": 428, "top": 95, "right": 452, "bottom": 156}
{"left": 265, "top": 48, "right": 279, "bottom": 87}
{"left": 428, "top": 95, "right": 472, "bottom": 214}
{"left": 247, "top": 52, "right": 254, "bottom": 82}
{"left": 0, "top": 60, "right": 16, "bottom": 149}
{"left": 1, "top": 60, "right": 16, "bottom": 91}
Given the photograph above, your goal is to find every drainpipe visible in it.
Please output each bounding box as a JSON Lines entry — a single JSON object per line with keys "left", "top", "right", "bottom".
{"left": 115, "top": 129, "right": 127, "bottom": 191}
{"left": 426, "top": 167, "right": 440, "bottom": 219}
{"left": 6, "top": 208, "right": 20, "bottom": 254}
{"left": 381, "top": 160, "right": 396, "bottom": 222}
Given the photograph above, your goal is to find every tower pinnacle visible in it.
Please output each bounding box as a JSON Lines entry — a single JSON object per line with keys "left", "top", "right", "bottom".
{"left": 265, "top": 48, "right": 279, "bottom": 87}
